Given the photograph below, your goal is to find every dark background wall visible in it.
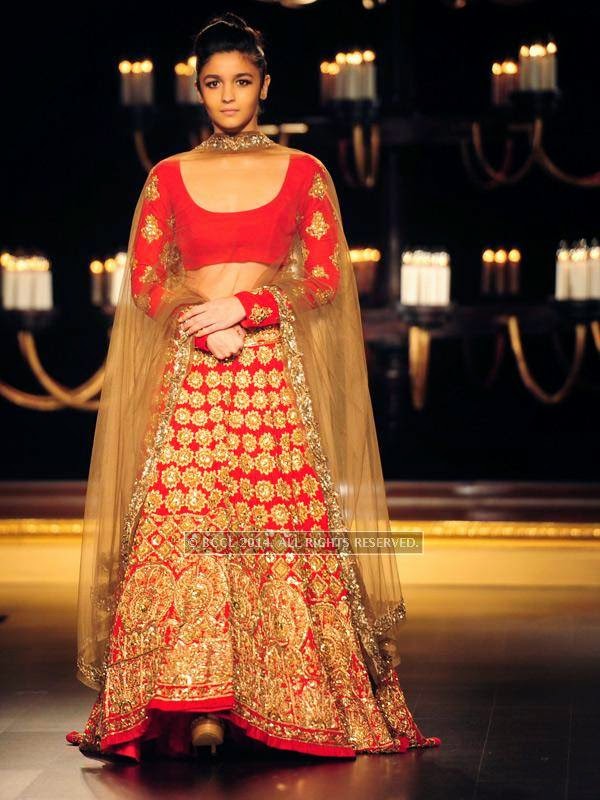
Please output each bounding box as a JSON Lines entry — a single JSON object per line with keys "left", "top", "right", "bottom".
{"left": 1, "top": 0, "right": 598, "bottom": 481}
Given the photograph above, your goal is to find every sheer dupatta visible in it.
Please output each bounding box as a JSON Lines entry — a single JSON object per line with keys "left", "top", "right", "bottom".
{"left": 76, "top": 131, "right": 405, "bottom": 694}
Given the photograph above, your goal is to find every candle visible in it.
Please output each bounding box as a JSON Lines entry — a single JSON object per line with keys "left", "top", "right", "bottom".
{"left": 90, "top": 260, "right": 104, "bottom": 306}
{"left": 481, "top": 249, "right": 495, "bottom": 294}
{"left": 503, "top": 61, "right": 519, "bottom": 101}
{"left": 346, "top": 51, "right": 363, "bottom": 100}
{"left": 508, "top": 249, "right": 521, "bottom": 295}
{"left": 570, "top": 241, "right": 589, "bottom": 300}
{"left": 518, "top": 45, "right": 531, "bottom": 90}
{"left": 119, "top": 59, "right": 154, "bottom": 107}
{"left": 334, "top": 53, "right": 347, "bottom": 100}
{"left": 493, "top": 250, "right": 507, "bottom": 294}
{"left": 34, "top": 271, "right": 53, "bottom": 309}
{"left": 351, "top": 247, "right": 380, "bottom": 295}
{"left": 1, "top": 253, "right": 53, "bottom": 310}
{"left": 544, "top": 40, "right": 558, "bottom": 91}
{"left": 362, "top": 50, "right": 377, "bottom": 101}
{"left": 400, "top": 252, "right": 419, "bottom": 305}
{"left": 401, "top": 249, "right": 451, "bottom": 306}
{"left": 528, "top": 44, "right": 545, "bottom": 91}
{"left": 589, "top": 240, "right": 600, "bottom": 299}
{"left": 491, "top": 63, "right": 503, "bottom": 106}
{"left": 554, "top": 241, "right": 570, "bottom": 300}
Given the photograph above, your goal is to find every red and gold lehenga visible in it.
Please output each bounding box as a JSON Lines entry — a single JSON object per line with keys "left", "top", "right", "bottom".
{"left": 68, "top": 130, "right": 440, "bottom": 761}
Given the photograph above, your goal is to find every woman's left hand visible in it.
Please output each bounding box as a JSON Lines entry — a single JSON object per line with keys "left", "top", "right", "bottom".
{"left": 177, "top": 296, "right": 246, "bottom": 337}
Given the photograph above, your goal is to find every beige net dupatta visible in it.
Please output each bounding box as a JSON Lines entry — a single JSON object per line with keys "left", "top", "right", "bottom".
{"left": 76, "top": 136, "right": 406, "bottom": 693}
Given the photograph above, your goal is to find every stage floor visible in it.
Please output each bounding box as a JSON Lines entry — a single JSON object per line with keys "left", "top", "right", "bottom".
{"left": 0, "top": 580, "right": 598, "bottom": 800}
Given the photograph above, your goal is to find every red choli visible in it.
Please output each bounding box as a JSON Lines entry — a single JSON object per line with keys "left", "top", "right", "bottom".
{"left": 130, "top": 153, "right": 340, "bottom": 351}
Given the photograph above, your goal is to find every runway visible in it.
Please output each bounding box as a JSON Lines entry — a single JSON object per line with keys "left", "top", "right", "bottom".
{"left": 1, "top": 576, "right": 598, "bottom": 799}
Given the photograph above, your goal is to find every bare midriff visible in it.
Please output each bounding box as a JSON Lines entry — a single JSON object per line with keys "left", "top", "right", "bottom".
{"left": 183, "top": 262, "right": 279, "bottom": 300}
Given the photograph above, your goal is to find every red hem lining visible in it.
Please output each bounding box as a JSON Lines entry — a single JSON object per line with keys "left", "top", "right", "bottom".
{"left": 100, "top": 696, "right": 357, "bottom": 760}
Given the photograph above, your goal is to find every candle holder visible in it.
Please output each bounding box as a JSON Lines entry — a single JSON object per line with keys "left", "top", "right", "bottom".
{"left": 0, "top": 309, "right": 59, "bottom": 334}
{"left": 508, "top": 89, "right": 562, "bottom": 119}
{"left": 395, "top": 302, "right": 455, "bottom": 330}
{"left": 550, "top": 297, "right": 600, "bottom": 324}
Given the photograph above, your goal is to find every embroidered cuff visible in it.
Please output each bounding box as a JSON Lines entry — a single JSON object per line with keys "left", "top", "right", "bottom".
{"left": 234, "top": 290, "right": 280, "bottom": 329}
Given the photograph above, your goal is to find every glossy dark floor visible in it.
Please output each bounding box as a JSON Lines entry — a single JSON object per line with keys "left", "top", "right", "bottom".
{"left": 0, "top": 582, "right": 598, "bottom": 800}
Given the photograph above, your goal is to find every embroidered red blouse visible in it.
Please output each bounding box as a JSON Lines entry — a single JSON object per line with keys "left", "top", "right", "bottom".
{"left": 130, "top": 153, "right": 340, "bottom": 351}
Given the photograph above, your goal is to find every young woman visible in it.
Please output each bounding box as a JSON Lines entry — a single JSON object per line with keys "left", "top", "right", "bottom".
{"left": 67, "top": 12, "right": 441, "bottom": 761}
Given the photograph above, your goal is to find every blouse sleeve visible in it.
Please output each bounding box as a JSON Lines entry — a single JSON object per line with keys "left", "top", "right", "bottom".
{"left": 231, "top": 158, "right": 341, "bottom": 331}
{"left": 130, "top": 164, "right": 176, "bottom": 319}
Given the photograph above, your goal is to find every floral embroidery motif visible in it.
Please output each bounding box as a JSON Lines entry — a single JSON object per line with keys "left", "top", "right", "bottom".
{"left": 305, "top": 210, "right": 330, "bottom": 240}
{"left": 145, "top": 172, "right": 160, "bottom": 201}
{"left": 308, "top": 170, "right": 327, "bottom": 200}
{"left": 139, "top": 264, "right": 158, "bottom": 284}
{"left": 141, "top": 213, "right": 162, "bottom": 244}
{"left": 309, "top": 265, "right": 327, "bottom": 278}
{"left": 248, "top": 303, "right": 273, "bottom": 325}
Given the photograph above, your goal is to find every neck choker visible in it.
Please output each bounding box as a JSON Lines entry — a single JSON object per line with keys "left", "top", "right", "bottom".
{"left": 195, "top": 130, "right": 275, "bottom": 152}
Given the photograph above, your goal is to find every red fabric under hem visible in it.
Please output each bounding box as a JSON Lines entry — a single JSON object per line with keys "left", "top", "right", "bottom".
{"left": 98, "top": 696, "right": 357, "bottom": 761}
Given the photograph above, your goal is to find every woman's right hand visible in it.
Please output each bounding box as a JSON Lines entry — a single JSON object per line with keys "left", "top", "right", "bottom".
{"left": 205, "top": 324, "right": 246, "bottom": 360}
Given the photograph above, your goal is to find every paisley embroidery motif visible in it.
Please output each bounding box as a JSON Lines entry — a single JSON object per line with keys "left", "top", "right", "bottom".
{"left": 305, "top": 210, "right": 330, "bottom": 240}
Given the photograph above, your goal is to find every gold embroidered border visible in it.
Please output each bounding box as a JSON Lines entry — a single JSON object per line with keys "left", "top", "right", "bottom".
{"left": 267, "top": 285, "right": 394, "bottom": 683}
{"left": 78, "top": 317, "right": 193, "bottom": 690}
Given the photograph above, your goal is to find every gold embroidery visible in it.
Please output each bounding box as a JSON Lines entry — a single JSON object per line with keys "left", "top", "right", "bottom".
{"left": 76, "top": 322, "right": 434, "bottom": 757}
{"left": 138, "top": 264, "right": 155, "bottom": 285}
{"left": 329, "top": 242, "right": 341, "bottom": 271}
{"left": 141, "top": 213, "right": 162, "bottom": 244}
{"left": 248, "top": 303, "right": 272, "bottom": 325}
{"left": 266, "top": 286, "right": 401, "bottom": 685}
{"left": 145, "top": 172, "right": 160, "bottom": 201}
{"left": 309, "top": 265, "right": 327, "bottom": 278}
{"left": 119, "top": 564, "right": 174, "bottom": 632}
{"left": 160, "top": 240, "right": 183, "bottom": 276}
{"left": 308, "top": 170, "right": 327, "bottom": 200}
{"left": 305, "top": 210, "right": 330, "bottom": 240}
{"left": 132, "top": 292, "right": 151, "bottom": 313}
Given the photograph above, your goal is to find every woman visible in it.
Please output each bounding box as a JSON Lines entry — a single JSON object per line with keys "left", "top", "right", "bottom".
{"left": 67, "top": 13, "right": 441, "bottom": 760}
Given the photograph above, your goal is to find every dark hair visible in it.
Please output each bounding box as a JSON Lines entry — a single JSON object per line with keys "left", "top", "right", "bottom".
{"left": 193, "top": 12, "right": 268, "bottom": 111}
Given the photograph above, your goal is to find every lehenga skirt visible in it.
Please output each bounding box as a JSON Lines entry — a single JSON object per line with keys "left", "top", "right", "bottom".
{"left": 72, "top": 323, "right": 440, "bottom": 760}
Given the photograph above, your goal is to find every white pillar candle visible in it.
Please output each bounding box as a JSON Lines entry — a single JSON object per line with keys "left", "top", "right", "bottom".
{"left": 175, "top": 64, "right": 189, "bottom": 104}
{"left": 481, "top": 250, "right": 494, "bottom": 294}
{"left": 491, "top": 63, "right": 502, "bottom": 105}
{"left": 2, "top": 268, "right": 17, "bottom": 309}
{"left": 119, "top": 61, "right": 133, "bottom": 105}
{"left": 400, "top": 253, "right": 419, "bottom": 305}
{"left": 346, "top": 52, "right": 363, "bottom": 100}
{"left": 588, "top": 241, "right": 600, "bottom": 299}
{"left": 529, "top": 44, "right": 545, "bottom": 91}
{"left": 90, "top": 260, "right": 104, "bottom": 306}
{"left": 569, "top": 243, "right": 589, "bottom": 300}
{"left": 15, "top": 261, "right": 34, "bottom": 310}
{"left": 508, "top": 249, "right": 521, "bottom": 295}
{"left": 363, "top": 51, "right": 376, "bottom": 101}
{"left": 432, "top": 253, "right": 451, "bottom": 305}
{"left": 494, "top": 250, "right": 507, "bottom": 294}
{"left": 545, "top": 41, "right": 558, "bottom": 91}
{"left": 554, "top": 242, "right": 569, "bottom": 299}
{"left": 33, "top": 268, "right": 53, "bottom": 310}
{"left": 334, "top": 54, "right": 347, "bottom": 99}
{"left": 518, "top": 46, "right": 531, "bottom": 90}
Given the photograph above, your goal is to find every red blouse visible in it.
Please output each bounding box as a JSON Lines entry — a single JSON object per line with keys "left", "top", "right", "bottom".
{"left": 130, "top": 153, "right": 340, "bottom": 351}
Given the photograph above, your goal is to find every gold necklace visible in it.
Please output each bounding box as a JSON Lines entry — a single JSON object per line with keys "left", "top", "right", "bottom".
{"left": 195, "top": 130, "right": 275, "bottom": 151}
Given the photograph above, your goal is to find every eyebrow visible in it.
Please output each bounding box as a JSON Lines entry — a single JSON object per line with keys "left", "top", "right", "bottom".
{"left": 203, "top": 72, "right": 254, "bottom": 79}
